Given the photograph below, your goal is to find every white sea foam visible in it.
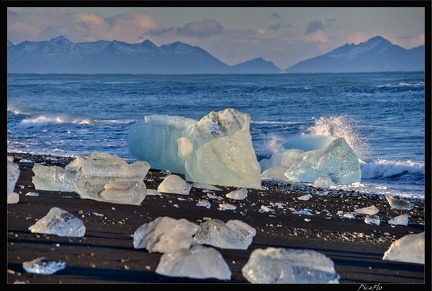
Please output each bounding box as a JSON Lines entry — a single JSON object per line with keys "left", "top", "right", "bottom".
{"left": 360, "top": 159, "right": 424, "bottom": 179}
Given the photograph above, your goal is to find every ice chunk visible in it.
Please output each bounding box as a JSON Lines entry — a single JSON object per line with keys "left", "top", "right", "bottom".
{"left": 194, "top": 219, "right": 256, "bottom": 250}
{"left": 74, "top": 152, "right": 150, "bottom": 205}
{"left": 364, "top": 214, "right": 380, "bottom": 225}
{"left": 7, "top": 157, "right": 20, "bottom": 202}
{"left": 127, "top": 115, "right": 197, "bottom": 174}
{"left": 297, "top": 194, "right": 312, "bottom": 201}
{"left": 226, "top": 188, "right": 248, "bottom": 200}
{"left": 23, "top": 257, "right": 66, "bottom": 275}
{"left": 128, "top": 109, "right": 262, "bottom": 189}
{"left": 382, "top": 232, "right": 424, "bottom": 264}
{"left": 354, "top": 205, "right": 379, "bottom": 215}
{"left": 196, "top": 199, "right": 211, "bottom": 208}
{"left": 155, "top": 244, "right": 231, "bottom": 280}
{"left": 8, "top": 192, "right": 19, "bottom": 204}
{"left": 285, "top": 138, "right": 361, "bottom": 184}
{"left": 386, "top": 195, "right": 414, "bottom": 210}
{"left": 28, "top": 207, "right": 85, "bottom": 237}
{"left": 157, "top": 174, "right": 191, "bottom": 195}
{"left": 64, "top": 155, "right": 87, "bottom": 171}
{"left": 242, "top": 247, "right": 340, "bottom": 284}
{"left": 183, "top": 108, "right": 262, "bottom": 189}
{"left": 100, "top": 180, "right": 147, "bottom": 205}
{"left": 218, "top": 203, "right": 237, "bottom": 211}
{"left": 388, "top": 214, "right": 409, "bottom": 226}
{"left": 133, "top": 216, "right": 199, "bottom": 253}
{"left": 32, "top": 164, "right": 77, "bottom": 192}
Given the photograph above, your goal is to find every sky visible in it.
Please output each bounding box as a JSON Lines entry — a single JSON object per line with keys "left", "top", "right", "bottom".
{"left": 6, "top": 6, "right": 426, "bottom": 69}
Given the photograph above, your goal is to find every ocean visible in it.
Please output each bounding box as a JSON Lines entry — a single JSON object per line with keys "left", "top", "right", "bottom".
{"left": 7, "top": 72, "right": 425, "bottom": 200}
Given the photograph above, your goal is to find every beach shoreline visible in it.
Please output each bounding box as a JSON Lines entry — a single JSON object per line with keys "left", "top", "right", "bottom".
{"left": 6, "top": 152, "right": 427, "bottom": 285}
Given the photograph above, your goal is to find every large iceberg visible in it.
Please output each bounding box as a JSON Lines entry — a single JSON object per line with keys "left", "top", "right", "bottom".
{"left": 127, "top": 108, "right": 262, "bottom": 189}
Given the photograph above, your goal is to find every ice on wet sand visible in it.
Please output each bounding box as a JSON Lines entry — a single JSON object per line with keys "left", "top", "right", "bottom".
{"left": 7, "top": 156, "right": 20, "bottom": 204}
{"left": 155, "top": 244, "right": 232, "bottom": 280}
{"left": 382, "top": 232, "right": 424, "bottom": 264}
{"left": 28, "top": 207, "right": 86, "bottom": 237}
{"left": 241, "top": 247, "right": 340, "bottom": 284}
{"left": 32, "top": 164, "right": 76, "bottom": 192}
{"left": 194, "top": 219, "right": 256, "bottom": 250}
{"left": 133, "top": 217, "right": 199, "bottom": 253}
{"left": 74, "top": 152, "right": 150, "bottom": 205}
{"left": 157, "top": 174, "right": 191, "bottom": 195}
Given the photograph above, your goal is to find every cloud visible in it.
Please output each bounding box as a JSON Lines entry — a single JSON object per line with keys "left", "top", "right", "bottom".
{"left": 305, "top": 18, "right": 336, "bottom": 34}
{"left": 271, "top": 13, "right": 281, "bottom": 19}
{"left": 177, "top": 19, "right": 223, "bottom": 38}
{"left": 7, "top": 10, "right": 159, "bottom": 43}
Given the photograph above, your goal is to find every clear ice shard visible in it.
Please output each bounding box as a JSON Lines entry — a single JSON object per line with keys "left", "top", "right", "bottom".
{"left": 127, "top": 108, "right": 262, "bottom": 189}
{"left": 32, "top": 163, "right": 77, "bottom": 192}
{"left": 385, "top": 194, "right": 414, "bottom": 210}
{"left": 354, "top": 205, "right": 379, "bottom": 215}
{"left": 133, "top": 216, "right": 199, "bottom": 253}
{"left": 382, "top": 232, "right": 424, "bottom": 264}
{"left": 226, "top": 188, "right": 248, "bottom": 200}
{"left": 28, "top": 207, "right": 86, "bottom": 237}
{"left": 7, "top": 157, "right": 20, "bottom": 204}
{"left": 155, "top": 244, "right": 232, "bottom": 280}
{"left": 194, "top": 219, "right": 256, "bottom": 250}
{"left": 241, "top": 247, "right": 340, "bottom": 284}
{"left": 364, "top": 214, "right": 380, "bottom": 225}
{"left": 73, "top": 152, "right": 150, "bottom": 205}
{"left": 388, "top": 214, "right": 409, "bottom": 226}
{"left": 23, "top": 257, "right": 66, "bottom": 275}
{"left": 157, "top": 174, "right": 191, "bottom": 195}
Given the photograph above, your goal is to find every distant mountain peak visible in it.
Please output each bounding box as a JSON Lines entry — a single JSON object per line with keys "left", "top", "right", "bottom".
{"left": 285, "top": 35, "right": 424, "bottom": 73}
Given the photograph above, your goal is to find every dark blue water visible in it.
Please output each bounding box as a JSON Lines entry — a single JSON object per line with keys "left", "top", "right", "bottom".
{"left": 7, "top": 72, "right": 425, "bottom": 199}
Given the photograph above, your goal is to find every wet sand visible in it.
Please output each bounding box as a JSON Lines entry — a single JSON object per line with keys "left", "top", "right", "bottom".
{"left": 6, "top": 153, "right": 427, "bottom": 285}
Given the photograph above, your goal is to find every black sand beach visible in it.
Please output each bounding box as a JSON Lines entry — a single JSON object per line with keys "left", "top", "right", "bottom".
{"left": 6, "top": 153, "right": 428, "bottom": 285}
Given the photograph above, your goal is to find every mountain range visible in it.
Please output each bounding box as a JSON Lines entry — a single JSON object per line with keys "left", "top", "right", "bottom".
{"left": 7, "top": 35, "right": 424, "bottom": 74}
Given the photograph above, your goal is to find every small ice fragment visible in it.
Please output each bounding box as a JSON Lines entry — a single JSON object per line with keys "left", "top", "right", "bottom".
{"left": 354, "top": 205, "right": 379, "bottom": 215}
{"left": 207, "top": 193, "right": 224, "bottom": 200}
{"left": 28, "top": 207, "right": 86, "bottom": 237}
{"left": 23, "top": 257, "right": 66, "bottom": 275}
{"left": 364, "top": 214, "right": 380, "bottom": 225}
{"left": 388, "top": 214, "right": 409, "bottom": 226}
{"left": 226, "top": 188, "right": 248, "bottom": 200}
{"left": 386, "top": 195, "right": 414, "bottom": 210}
{"left": 293, "top": 209, "right": 314, "bottom": 216}
{"left": 297, "top": 194, "right": 312, "bottom": 201}
{"left": 157, "top": 174, "right": 191, "bottom": 195}
{"left": 196, "top": 199, "right": 211, "bottom": 208}
{"left": 25, "top": 192, "right": 40, "bottom": 196}
{"left": 218, "top": 203, "right": 237, "bottom": 211}
{"left": 259, "top": 205, "right": 275, "bottom": 213}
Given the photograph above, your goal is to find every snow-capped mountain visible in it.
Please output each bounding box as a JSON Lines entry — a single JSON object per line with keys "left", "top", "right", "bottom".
{"left": 285, "top": 36, "right": 424, "bottom": 73}
{"left": 7, "top": 36, "right": 281, "bottom": 74}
